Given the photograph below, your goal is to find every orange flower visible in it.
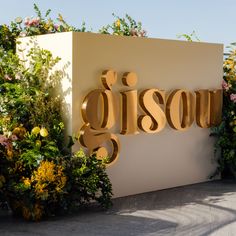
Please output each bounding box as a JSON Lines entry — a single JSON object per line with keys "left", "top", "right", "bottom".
{"left": 13, "top": 126, "right": 26, "bottom": 139}
{"left": 23, "top": 177, "right": 31, "bottom": 188}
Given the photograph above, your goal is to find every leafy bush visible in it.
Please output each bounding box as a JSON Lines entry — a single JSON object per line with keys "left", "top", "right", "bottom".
{"left": 63, "top": 150, "right": 112, "bottom": 210}
{"left": 0, "top": 47, "right": 112, "bottom": 221}
{"left": 0, "top": 3, "right": 147, "bottom": 221}
{"left": 212, "top": 43, "right": 236, "bottom": 178}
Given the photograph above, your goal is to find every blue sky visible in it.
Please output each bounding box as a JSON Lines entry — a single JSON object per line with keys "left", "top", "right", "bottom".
{"left": 1, "top": 0, "right": 235, "bottom": 48}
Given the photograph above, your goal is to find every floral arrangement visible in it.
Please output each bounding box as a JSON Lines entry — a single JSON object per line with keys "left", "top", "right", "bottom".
{"left": 212, "top": 43, "right": 236, "bottom": 178}
{"left": 13, "top": 4, "right": 87, "bottom": 37}
{"left": 0, "top": 46, "right": 112, "bottom": 221}
{"left": 99, "top": 13, "right": 147, "bottom": 37}
{"left": 0, "top": 4, "right": 146, "bottom": 53}
{"left": 0, "top": 4, "right": 147, "bottom": 221}
{"left": 0, "top": 4, "right": 87, "bottom": 52}
{"left": 3, "top": 1, "right": 234, "bottom": 221}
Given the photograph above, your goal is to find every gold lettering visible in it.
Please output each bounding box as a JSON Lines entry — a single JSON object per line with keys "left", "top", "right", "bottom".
{"left": 195, "top": 90, "right": 210, "bottom": 128}
{"left": 210, "top": 89, "right": 222, "bottom": 126}
{"left": 166, "top": 89, "right": 195, "bottom": 130}
{"left": 81, "top": 89, "right": 117, "bottom": 130}
{"left": 79, "top": 70, "right": 222, "bottom": 166}
{"left": 120, "top": 72, "right": 139, "bottom": 135}
{"left": 138, "top": 89, "right": 166, "bottom": 133}
{"left": 101, "top": 70, "right": 117, "bottom": 90}
{"left": 79, "top": 124, "right": 120, "bottom": 165}
{"left": 81, "top": 89, "right": 103, "bottom": 130}
{"left": 79, "top": 70, "right": 120, "bottom": 165}
{"left": 122, "top": 72, "right": 138, "bottom": 87}
{"left": 195, "top": 89, "right": 222, "bottom": 128}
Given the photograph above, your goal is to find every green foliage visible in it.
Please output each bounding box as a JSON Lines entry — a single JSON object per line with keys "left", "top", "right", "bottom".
{"left": 212, "top": 43, "right": 236, "bottom": 178}
{"left": 0, "top": 4, "right": 149, "bottom": 219}
{"left": 0, "top": 47, "right": 112, "bottom": 221}
{"left": 0, "top": 3, "right": 152, "bottom": 221}
{"left": 63, "top": 149, "right": 112, "bottom": 209}
{"left": 0, "top": 4, "right": 87, "bottom": 52}
{"left": 0, "top": 24, "right": 18, "bottom": 52}
{"left": 177, "top": 30, "right": 200, "bottom": 42}
{"left": 99, "top": 13, "right": 147, "bottom": 37}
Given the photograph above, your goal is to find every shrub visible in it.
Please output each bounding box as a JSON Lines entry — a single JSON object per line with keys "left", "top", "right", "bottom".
{"left": 212, "top": 43, "right": 236, "bottom": 178}
{"left": 0, "top": 47, "right": 112, "bottom": 221}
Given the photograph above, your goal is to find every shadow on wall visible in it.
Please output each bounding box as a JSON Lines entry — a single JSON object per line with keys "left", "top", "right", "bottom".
{"left": 18, "top": 37, "right": 73, "bottom": 147}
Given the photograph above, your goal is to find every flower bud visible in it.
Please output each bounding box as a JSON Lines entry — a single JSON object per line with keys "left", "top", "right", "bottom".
{"left": 40, "top": 128, "right": 48, "bottom": 137}
{"left": 32, "top": 127, "right": 41, "bottom": 135}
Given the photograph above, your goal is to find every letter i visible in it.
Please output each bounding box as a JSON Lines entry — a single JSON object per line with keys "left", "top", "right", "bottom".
{"left": 120, "top": 72, "right": 139, "bottom": 135}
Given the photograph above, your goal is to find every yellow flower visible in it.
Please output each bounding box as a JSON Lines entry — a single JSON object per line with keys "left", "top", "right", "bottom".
{"left": 32, "top": 126, "right": 41, "bottom": 135}
{"left": 23, "top": 177, "right": 31, "bottom": 188}
{"left": 33, "top": 161, "right": 56, "bottom": 182}
{"left": 55, "top": 186, "right": 61, "bottom": 192}
{"left": 13, "top": 126, "right": 26, "bottom": 138}
{"left": 35, "top": 140, "right": 41, "bottom": 147}
{"left": 224, "top": 59, "right": 235, "bottom": 70}
{"left": 32, "top": 161, "right": 67, "bottom": 199}
{"left": 116, "top": 19, "right": 120, "bottom": 28}
{"left": 40, "top": 127, "right": 48, "bottom": 137}
{"left": 13, "top": 127, "right": 21, "bottom": 135}
{"left": 7, "top": 149, "right": 13, "bottom": 160}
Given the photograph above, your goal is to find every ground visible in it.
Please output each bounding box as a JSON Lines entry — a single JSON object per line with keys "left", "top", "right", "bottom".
{"left": 1, "top": 180, "right": 236, "bottom": 236}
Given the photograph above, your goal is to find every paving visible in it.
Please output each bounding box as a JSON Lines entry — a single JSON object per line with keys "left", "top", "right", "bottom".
{"left": 1, "top": 180, "right": 236, "bottom": 236}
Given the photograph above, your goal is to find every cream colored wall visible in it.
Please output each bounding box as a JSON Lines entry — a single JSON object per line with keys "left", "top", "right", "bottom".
{"left": 18, "top": 32, "right": 223, "bottom": 198}
{"left": 17, "top": 32, "right": 73, "bottom": 140}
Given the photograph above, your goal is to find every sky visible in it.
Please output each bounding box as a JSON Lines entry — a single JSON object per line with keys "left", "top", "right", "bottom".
{"left": 0, "top": 0, "right": 236, "bottom": 49}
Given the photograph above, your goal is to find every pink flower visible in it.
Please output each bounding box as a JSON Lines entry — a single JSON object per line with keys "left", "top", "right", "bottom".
{"left": 24, "top": 17, "right": 40, "bottom": 27}
{"left": 130, "top": 29, "right": 138, "bottom": 37}
{"left": 140, "top": 30, "right": 147, "bottom": 37}
{"left": 4, "top": 75, "right": 12, "bottom": 81}
{"left": 222, "top": 80, "right": 230, "bottom": 91}
{"left": 230, "top": 93, "right": 236, "bottom": 103}
{"left": 31, "top": 17, "right": 40, "bottom": 26}
{"left": 0, "top": 135, "right": 10, "bottom": 148}
{"left": 0, "top": 135, "right": 6, "bottom": 143}
{"left": 54, "top": 24, "right": 59, "bottom": 31}
{"left": 11, "top": 134, "right": 18, "bottom": 141}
